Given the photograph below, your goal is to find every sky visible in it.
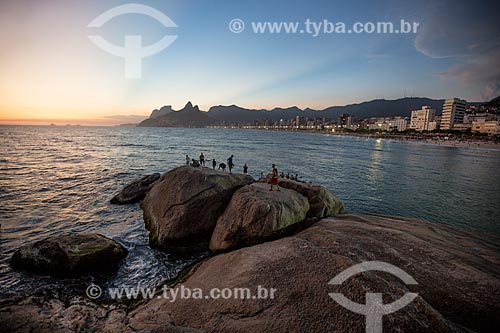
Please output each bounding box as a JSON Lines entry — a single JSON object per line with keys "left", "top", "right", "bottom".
{"left": 0, "top": 0, "right": 499, "bottom": 125}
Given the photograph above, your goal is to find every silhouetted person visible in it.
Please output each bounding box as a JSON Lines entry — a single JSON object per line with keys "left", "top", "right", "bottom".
{"left": 199, "top": 153, "right": 205, "bottom": 167}
{"left": 191, "top": 159, "right": 200, "bottom": 167}
{"left": 243, "top": 163, "right": 248, "bottom": 174}
{"left": 227, "top": 155, "right": 234, "bottom": 174}
{"left": 185, "top": 155, "right": 190, "bottom": 166}
{"left": 218, "top": 162, "right": 226, "bottom": 172}
{"left": 212, "top": 158, "right": 217, "bottom": 169}
{"left": 270, "top": 164, "right": 280, "bottom": 191}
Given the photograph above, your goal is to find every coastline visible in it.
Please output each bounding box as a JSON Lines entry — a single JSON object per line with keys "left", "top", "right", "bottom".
{"left": 216, "top": 127, "right": 500, "bottom": 150}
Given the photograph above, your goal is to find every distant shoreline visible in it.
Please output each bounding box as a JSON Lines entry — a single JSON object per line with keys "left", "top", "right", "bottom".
{"left": 221, "top": 127, "right": 500, "bottom": 150}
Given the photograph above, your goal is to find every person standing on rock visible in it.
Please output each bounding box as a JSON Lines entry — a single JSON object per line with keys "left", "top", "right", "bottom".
{"left": 185, "top": 155, "right": 190, "bottom": 166}
{"left": 227, "top": 155, "right": 234, "bottom": 174}
{"left": 212, "top": 158, "right": 217, "bottom": 169}
{"left": 243, "top": 163, "right": 248, "bottom": 174}
{"left": 270, "top": 164, "right": 280, "bottom": 191}
{"left": 199, "top": 153, "right": 205, "bottom": 167}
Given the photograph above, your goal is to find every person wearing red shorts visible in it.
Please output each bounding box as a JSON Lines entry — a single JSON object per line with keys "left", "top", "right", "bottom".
{"left": 270, "top": 164, "right": 280, "bottom": 191}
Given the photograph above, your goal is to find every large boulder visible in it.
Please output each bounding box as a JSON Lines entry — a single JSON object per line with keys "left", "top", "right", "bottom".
{"left": 141, "top": 166, "right": 254, "bottom": 250}
{"left": 210, "top": 183, "right": 310, "bottom": 251}
{"left": 129, "top": 214, "right": 500, "bottom": 332}
{"left": 265, "top": 176, "right": 344, "bottom": 218}
{"left": 10, "top": 234, "right": 128, "bottom": 277}
{"left": 110, "top": 173, "right": 160, "bottom": 205}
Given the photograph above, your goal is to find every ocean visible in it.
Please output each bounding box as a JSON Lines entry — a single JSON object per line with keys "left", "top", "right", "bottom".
{"left": 1, "top": 125, "right": 499, "bottom": 297}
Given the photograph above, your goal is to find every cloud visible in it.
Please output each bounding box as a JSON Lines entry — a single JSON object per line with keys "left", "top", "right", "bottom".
{"left": 414, "top": 0, "right": 500, "bottom": 100}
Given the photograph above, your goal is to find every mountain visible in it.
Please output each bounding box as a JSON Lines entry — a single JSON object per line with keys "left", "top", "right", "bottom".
{"left": 138, "top": 102, "right": 217, "bottom": 127}
{"left": 207, "top": 98, "right": 446, "bottom": 123}
{"left": 207, "top": 105, "right": 265, "bottom": 122}
{"left": 319, "top": 97, "right": 446, "bottom": 119}
{"left": 149, "top": 105, "right": 173, "bottom": 119}
{"left": 483, "top": 95, "right": 500, "bottom": 107}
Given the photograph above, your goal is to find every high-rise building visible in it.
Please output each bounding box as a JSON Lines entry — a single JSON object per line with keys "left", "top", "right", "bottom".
{"left": 441, "top": 98, "right": 466, "bottom": 130}
{"left": 410, "top": 106, "right": 436, "bottom": 131}
{"left": 338, "top": 114, "right": 352, "bottom": 128}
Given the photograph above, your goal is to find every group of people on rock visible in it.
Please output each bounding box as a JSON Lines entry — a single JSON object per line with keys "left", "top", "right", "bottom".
{"left": 280, "top": 172, "right": 300, "bottom": 181}
{"left": 185, "top": 153, "right": 248, "bottom": 175}
{"left": 185, "top": 154, "right": 302, "bottom": 190}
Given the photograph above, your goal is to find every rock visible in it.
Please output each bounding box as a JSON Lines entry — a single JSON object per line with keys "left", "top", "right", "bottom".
{"left": 110, "top": 173, "right": 160, "bottom": 205}
{"left": 209, "top": 183, "right": 310, "bottom": 251}
{"left": 266, "top": 176, "right": 344, "bottom": 218}
{"left": 141, "top": 166, "right": 254, "bottom": 250}
{"left": 129, "top": 214, "right": 500, "bottom": 332}
{"left": 0, "top": 297, "right": 200, "bottom": 333}
{"left": 2, "top": 214, "right": 499, "bottom": 332}
{"left": 10, "top": 234, "right": 128, "bottom": 277}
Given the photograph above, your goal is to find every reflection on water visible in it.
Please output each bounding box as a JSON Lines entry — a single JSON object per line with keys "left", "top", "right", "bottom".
{"left": 1, "top": 126, "right": 499, "bottom": 297}
{"left": 367, "top": 138, "right": 383, "bottom": 183}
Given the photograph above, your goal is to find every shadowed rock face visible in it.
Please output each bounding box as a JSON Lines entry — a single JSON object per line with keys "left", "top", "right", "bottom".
{"left": 110, "top": 173, "right": 160, "bottom": 205}
{"left": 141, "top": 166, "right": 254, "bottom": 251}
{"left": 265, "top": 175, "right": 344, "bottom": 218}
{"left": 1, "top": 214, "right": 499, "bottom": 332}
{"left": 209, "top": 183, "right": 310, "bottom": 251}
{"left": 276, "top": 178, "right": 344, "bottom": 218}
{"left": 10, "top": 234, "right": 128, "bottom": 277}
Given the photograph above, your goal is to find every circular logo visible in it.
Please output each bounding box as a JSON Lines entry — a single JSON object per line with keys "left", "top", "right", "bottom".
{"left": 229, "top": 19, "right": 245, "bottom": 33}
{"left": 86, "top": 283, "right": 103, "bottom": 299}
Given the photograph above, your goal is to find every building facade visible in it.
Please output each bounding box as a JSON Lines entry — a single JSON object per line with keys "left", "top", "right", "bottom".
{"left": 441, "top": 98, "right": 466, "bottom": 130}
{"left": 410, "top": 106, "right": 436, "bottom": 131}
{"left": 471, "top": 120, "right": 500, "bottom": 135}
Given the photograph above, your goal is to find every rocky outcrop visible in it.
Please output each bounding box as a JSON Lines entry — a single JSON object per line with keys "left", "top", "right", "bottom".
{"left": 2, "top": 214, "right": 499, "bottom": 332}
{"left": 130, "top": 214, "right": 500, "bottom": 332}
{"left": 10, "top": 234, "right": 127, "bottom": 277}
{"left": 149, "top": 105, "right": 174, "bottom": 119}
{"left": 141, "top": 166, "right": 254, "bottom": 250}
{"left": 266, "top": 176, "right": 344, "bottom": 218}
{"left": 110, "top": 173, "right": 160, "bottom": 205}
{"left": 210, "top": 183, "right": 310, "bottom": 251}
{"left": 138, "top": 102, "right": 217, "bottom": 128}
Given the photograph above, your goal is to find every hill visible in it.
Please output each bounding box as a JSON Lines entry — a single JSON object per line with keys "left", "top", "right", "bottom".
{"left": 137, "top": 102, "right": 217, "bottom": 127}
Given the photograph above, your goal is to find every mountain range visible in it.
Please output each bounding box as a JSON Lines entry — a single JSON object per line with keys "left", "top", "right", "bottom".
{"left": 137, "top": 97, "right": 493, "bottom": 128}
{"left": 138, "top": 102, "right": 216, "bottom": 127}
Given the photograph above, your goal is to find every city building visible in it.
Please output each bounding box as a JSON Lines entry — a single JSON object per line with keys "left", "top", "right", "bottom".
{"left": 338, "top": 114, "right": 352, "bottom": 128}
{"left": 464, "top": 113, "right": 497, "bottom": 124}
{"left": 410, "top": 106, "right": 436, "bottom": 131}
{"left": 441, "top": 98, "right": 466, "bottom": 130}
{"left": 471, "top": 120, "right": 500, "bottom": 135}
{"left": 392, "top": 116, "right": 409, "bottom": 131}
{"left": 364, "top": 117, "right": 408, "bottom": 132}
